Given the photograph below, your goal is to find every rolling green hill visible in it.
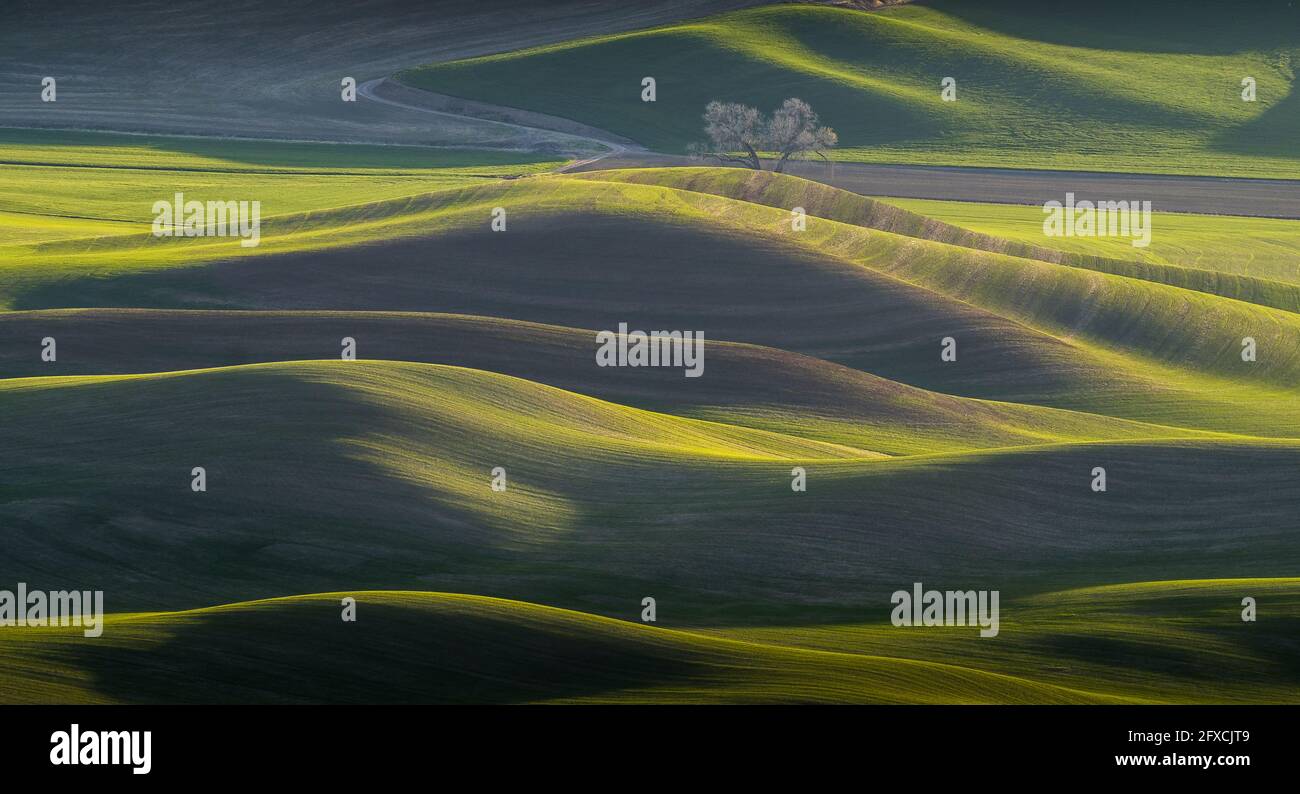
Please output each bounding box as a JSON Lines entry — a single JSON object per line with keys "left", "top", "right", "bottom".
{"left": 397, "top": 2, "right": 1300, "bottom": 177}
{"left": 10, "top": 169, "right": 1300, "bottom": 439}
{"left": 0, "top": 308, "right": 1220, "bottom": 456}
{"left": 3, "top": 359, "right": 1299, "bottom": 622}
{"left": 0, "top": 592, "right": 1122, "bottom": 704}
{"left": 3, "top": 582, "right": 1294, "bottom": 703}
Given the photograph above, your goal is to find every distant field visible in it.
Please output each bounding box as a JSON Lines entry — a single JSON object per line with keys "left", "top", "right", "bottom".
{"left": 0, "top": 0, "right": 760, "bottom": 148}
{"left": 399, "top": 1, "right": 1300, "bottom": 178}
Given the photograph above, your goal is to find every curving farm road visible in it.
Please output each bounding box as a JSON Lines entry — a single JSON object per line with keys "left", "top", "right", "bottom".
{"left": 359, "top": 77, "right": 1300, "bottom": 219}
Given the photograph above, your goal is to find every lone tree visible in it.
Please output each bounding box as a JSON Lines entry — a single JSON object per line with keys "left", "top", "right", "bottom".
{"left": 691, "top": 98, "right": 837, "bottom": 172}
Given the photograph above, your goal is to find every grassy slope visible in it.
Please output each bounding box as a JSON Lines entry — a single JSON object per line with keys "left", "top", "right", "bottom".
{"left": 397, "top": 2, "right": 1300, "bottom": 177}
{"left": 3, "top": 360, "right": 1299, "bottom": 620}
{"left": 0, "top": 592, "right": 1117, "bottom": 705}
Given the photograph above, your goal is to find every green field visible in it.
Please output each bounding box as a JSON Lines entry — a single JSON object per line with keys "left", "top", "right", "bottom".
{"left": 398, "top": 1, "right": 1300, "bottom": 177}
{"left": 3, "top": 2, "right": 1299, "bottom": 704}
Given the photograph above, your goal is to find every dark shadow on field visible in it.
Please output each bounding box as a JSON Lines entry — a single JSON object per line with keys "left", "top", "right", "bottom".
{"left": 1041, "top": 634, "right": 1240, "bottom": 682}
{"left": 930, "top": 0, "right": 1300, "bottom": 55}
{"left": 52, "top": 599, "right": 708, "bottom": 704}
{"left": 0, "top": 362, "right": 589, "bottom": 612}
{"left": 1037, "top": 613, "right": 1300, "bottom": 688}
{"left": 1230, "top": 616, "right": 1300, "bottom": 680}
{"left": 1210, "top": 80, "right": 1300, "bottom": 159}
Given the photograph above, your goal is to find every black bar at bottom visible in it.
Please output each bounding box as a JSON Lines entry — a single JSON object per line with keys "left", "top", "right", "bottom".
{"left": 4, "top": 705, "right": 1287, "bottom": 781}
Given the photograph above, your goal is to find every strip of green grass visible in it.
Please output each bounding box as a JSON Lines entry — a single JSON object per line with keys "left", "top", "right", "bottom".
{"left": 882, "top": 196, "right": 1300, "bottom": 286}
{"left": 0, "top": 127, "right": 564, "bottom": 173}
